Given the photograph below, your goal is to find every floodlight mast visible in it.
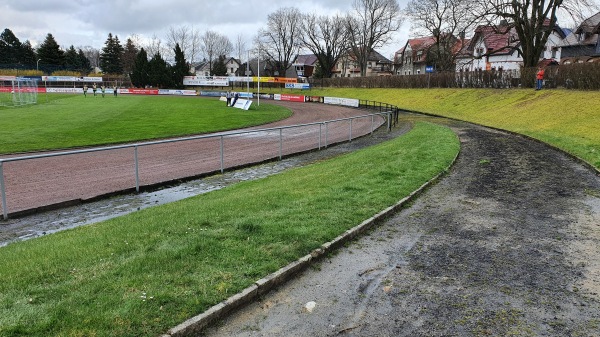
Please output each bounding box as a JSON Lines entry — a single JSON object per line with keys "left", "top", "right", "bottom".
{"left": 36, "top": 59, "right": 42, "bottom": 71}
{"left": 257, "top": 49, "right": 260, "bottom": 107}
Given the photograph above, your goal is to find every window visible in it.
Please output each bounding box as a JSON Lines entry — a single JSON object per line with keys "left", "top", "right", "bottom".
{"left": 551, "top": 47, "right": 558, "bottom": 58}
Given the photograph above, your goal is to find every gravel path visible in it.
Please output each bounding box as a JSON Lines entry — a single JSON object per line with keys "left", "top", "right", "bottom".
{"left": 202, "top": 116, "right": 600, "bottom": 337}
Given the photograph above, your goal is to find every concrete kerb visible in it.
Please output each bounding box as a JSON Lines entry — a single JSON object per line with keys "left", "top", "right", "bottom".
{"left": 162, "top": 140, "right": 461, "bottom": 337}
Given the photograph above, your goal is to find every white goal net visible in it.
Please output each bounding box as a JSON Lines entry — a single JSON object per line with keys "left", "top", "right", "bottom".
{"left": 0, "top": 77, "right": 38, "bottom": 107}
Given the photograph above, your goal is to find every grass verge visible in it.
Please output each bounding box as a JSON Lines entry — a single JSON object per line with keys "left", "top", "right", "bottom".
{"left": 298, "top": 88, "right": 600, "bottom": 169}
{"left": 0, "top": 121, "right": 459, "bottom": 337}
{"left": 0, "top": 94, "right": 291, "bottom": 154}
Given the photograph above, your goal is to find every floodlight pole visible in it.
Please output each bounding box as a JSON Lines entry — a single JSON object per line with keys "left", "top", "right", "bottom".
{"left": 36, "top": 59, "right": 41, "bottom": 71}
{"left": 257, "top": 49, "right": 260, "bottom": 107}
{"left": 246, "top": 51, "right": 250, "bottom": 100}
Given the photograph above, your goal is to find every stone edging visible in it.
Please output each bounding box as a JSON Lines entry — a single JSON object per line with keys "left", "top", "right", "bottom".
{"left": 161, "top": 133, "right": 461, "bottom": 337}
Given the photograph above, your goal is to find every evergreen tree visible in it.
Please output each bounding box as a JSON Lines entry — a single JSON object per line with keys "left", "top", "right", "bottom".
{"left": 148, "top": 52, "right": 172, "bottom": 88}
{"left": 21, "top": 41, "right": 38, "bottom": 68}
{"left": 0, "top": 28, "right": 23, "bottom": 65}
{"left": 122, "top": 38, "right": 139, "bottom": 76}
{"left": 212, "top": 55, "right": 227, "bottom": 76}
{"left": 172, "top": 43, "right": 188, "bottom": 89}
{"left": 77, "top": 49, "right": 92, "bottom": 73}
{"left": 100, "top": 33, "right": 124, "bottom": 74}
{"left": 36, "top": 33, "right": 64, "bottom": 71}
{"left": 64, "top": 45, "right": 80, "bottom": 71}
{"left": 131, "top": 48, "right": 149, "bottom": 87}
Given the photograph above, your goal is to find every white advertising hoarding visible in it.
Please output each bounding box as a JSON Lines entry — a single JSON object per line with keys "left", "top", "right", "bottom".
{"left": 324, "top": 97, "right": 360, "bottom": 108}
{"left": 183, "top": 76, "right": 229, "bottom": 86}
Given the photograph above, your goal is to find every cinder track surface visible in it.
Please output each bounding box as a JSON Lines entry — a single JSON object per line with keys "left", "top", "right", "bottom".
{"left": 0, "top": 101, "right": 382, "bottom": 216}
{"left": 202, "top": 116, "right": 600, "bottom": 337}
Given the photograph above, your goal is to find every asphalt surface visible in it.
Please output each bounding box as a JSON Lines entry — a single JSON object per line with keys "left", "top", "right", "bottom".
{"left": 200, "top": 116, "right": 600, "bottom": 337}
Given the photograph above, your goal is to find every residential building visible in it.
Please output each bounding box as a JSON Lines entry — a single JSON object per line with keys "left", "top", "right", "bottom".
{"left": 190, "top": 57, "right": 242, "bottom": 76}
{"left": 559, "top": 11, "right": 600, "bottom": 64}
{"left": 224, "top": 57, "right": 242, "bottom": 76}
{"left": 394, "top": 36, "right": 436, "bottom": 75}
{"left": 456, "top": 20, "right": 565, "bottom": 72}
{"left": 332, "top": 49, "right": 393, "bottom": 77}
{"left": 292, "top": 54, "right": 318, "bottom": 79}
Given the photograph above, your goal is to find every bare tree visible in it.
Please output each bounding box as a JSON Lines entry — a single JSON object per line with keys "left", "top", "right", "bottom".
{"left": 405, "top": 0, "right": 479, "bottom": 71}
{"left": 300, "top": 13, "right": 348, "bottom": 78}
{"left": 164, "top": 25, "right": 202, "bottom": 65}
{"left": 235, "top": 34, "right": 247, "bottom": 64}
{"left": 201, "top": 30, "right": 233, "bottom": 75}
{"left": 479, "top": 0, "right": 599, "bottom": 67}
{"left": 256, "top": 7, "right": 302, "bottom": 77}
{"left": 80, "top": 46, "right": 100, "bottom": 70}
{"left": 165, "top": 25, "right": 190, "bottom": 63}
{"left": 188, "top": 26, "right": 202, "bottom": 65}
{"left": 145, "top": 34, "right": 168, "bottom": 60}
{"left": 345, "top": 0, "right": 403, "bottom": 76}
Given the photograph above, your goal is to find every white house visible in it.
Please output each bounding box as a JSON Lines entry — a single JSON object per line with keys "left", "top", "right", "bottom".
{"left": 456, "top": 21, "right": 565, "bottom": 72}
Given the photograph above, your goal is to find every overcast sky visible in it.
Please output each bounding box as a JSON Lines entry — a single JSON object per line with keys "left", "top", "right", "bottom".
{"left": 1, "top": 0, "right": 411, "bottom": 59}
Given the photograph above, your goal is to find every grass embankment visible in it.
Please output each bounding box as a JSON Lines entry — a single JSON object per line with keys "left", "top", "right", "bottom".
{"left": 0, "top": 95, "right": 291, "bottom": 154}
{"left": 302, "top": 88, "right": 600, "bottom": 169}
{"left": 0, "top": 122, "right": 459, "bottom": 336}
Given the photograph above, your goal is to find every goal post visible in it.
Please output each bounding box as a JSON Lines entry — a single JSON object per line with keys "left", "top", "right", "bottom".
{"left": 0, "top": 77, "right": 38, "bottom": 107}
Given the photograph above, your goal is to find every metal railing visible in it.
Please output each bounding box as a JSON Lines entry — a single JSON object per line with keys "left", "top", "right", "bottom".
{"left": 0, "top": 111, "right": 392, "bottom": 219}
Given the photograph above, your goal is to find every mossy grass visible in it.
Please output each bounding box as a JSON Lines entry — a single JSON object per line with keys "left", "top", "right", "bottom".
{"left": 0, "top": 94, "right": 291, "bottom": 154}
{"left": 0, "top": 122, "right": 459, "bottom": 336}
{"left": 298, "top": 88, "right": 600, "bottom": 169}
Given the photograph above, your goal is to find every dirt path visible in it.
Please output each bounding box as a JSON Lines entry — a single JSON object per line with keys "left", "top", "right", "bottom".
{"left": 202, "top": 116, "right": 600, "bottom": 337}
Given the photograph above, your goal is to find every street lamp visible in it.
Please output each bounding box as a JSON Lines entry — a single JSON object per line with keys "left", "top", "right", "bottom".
{"left": 36, "top": 59, "right": 42, "bottom": 71}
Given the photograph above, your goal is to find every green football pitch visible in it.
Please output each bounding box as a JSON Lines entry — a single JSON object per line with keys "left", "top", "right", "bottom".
{"left": 0, "top": 94, "right": 291, "bottom": 154}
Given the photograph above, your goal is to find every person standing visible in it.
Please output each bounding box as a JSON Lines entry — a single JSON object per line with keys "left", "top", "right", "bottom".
{"left": 92, "top": 83, "right": 97, "bottom": 97}
{"left": 536, "top": 67, "right": 545, "bottom": 90}
{"left": 231, "top": 92, "right": 239, "bottom": 107}
{"left": 101, "top": 85, "right": 106, "bottom": 98}
{"left": 226, "top": 91, "right": 231, "bottom": 106}
{"left": 83, "top": 85, "right": 88, "bottom": 97}
{"left": 113, "top": 85, "right": 118, "bottom": 97}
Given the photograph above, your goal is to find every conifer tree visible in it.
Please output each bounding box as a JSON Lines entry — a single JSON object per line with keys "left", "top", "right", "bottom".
{"left": 172, "top": 43, "right": 188, "bottom": 89}
{"left": 100, "top": 33, "right": 124, "bottom": 74}
{"left": 36, "top": 33, "right": 64, "bottom": 70}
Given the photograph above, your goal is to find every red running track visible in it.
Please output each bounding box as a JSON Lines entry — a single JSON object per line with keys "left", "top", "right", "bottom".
{"left": 0, "top": 101, "right": 385, "bottom": 217}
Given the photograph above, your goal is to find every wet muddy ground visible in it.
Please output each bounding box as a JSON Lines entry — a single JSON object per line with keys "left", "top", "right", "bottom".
{"left": 201, "top": 116, "right": 600, "bottom": 337}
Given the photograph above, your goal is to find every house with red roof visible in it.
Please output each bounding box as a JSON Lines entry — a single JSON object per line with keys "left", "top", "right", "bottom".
{"left": 394, "top": 34, "right": 469, "bottom": 74}
{"left": 456, "top": 20, "right": 565, "bottom": 72}
{"left": 394, "top": 36, "right": 437, "bottom": 75}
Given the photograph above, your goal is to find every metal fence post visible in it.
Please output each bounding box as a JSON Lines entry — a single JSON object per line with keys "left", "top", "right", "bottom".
{"left": 220, "top": 135, "right": 224, "bottom": 173}
{"left": 325, "top": 122, "right": 329, "bottom": 148}
{"left": 279, "top": 128, "right": 283, "bottom": 160}
{"left": 371, "top": 115, "right": 374, "bottom": 135}
{"left": 134, "top": 146, "right": 140, "bottom": 193}
{"left": 349, "top": 118, "right": 353, "bottom": 142}
{"left": 388, "top": 112, "right": 392, "bottom": 131}
{"left": 319, "top": 123, "right": 322, "bottom": 150}
{"left": 0, "top": 162, "right": 8, "bottom": 219}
